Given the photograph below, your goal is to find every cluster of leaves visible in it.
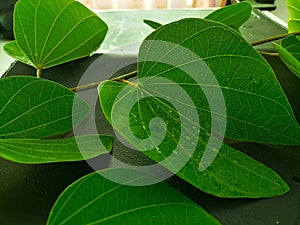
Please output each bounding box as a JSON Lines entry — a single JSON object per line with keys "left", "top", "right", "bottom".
{"left": 1, "top": 0, "right": 300, "bottom": 224}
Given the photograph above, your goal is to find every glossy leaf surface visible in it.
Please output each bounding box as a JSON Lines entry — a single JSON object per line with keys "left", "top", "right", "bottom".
{"left": 99, "top": 80, "right": 289, "bottom": 198}
{"left": 205, "top": 2, "right": 252, "bottom": 31}
{"left": 99, "top": 17, "right": 293, "bottom": 197}
{"left": 138, "top": 18, "right": 300, "bottom": 145}
{"left": 0, "top": 135, "right": 112, "bottom": 164}
{"left": 47, "top": 168, "right": 221, "bottom": 225}
{"left": 4, "top": 0, "right": 108, "bottom": 70}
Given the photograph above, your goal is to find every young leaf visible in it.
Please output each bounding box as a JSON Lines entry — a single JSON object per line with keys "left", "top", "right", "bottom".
{"left": 205, "top": 2, "right": 252, "bottom": 31}
{"left": 274, "top": 35, "right": 300, "bottom": 79}
{"left": 99, "top": 80, "right": 289, "bottom": 198}
{"left": 287, "top": 0, "right": 300, "bottom": 40}
{"left": 0, "top": 135, "right": 112, "bottom": 164}
{"left": 138, "top": 18, "right": 300, "bottom": 145}
{"left": 143, "top": 19, "right": 163, "bottom": 29}
{"left": 0, "top": 76, "right": 89, "bottom": 138}
{"left": 47, "top": 168, "right": 221, "bottom": 225}
{"left": 4, "top": 0, "right": 108, "bottom": 71}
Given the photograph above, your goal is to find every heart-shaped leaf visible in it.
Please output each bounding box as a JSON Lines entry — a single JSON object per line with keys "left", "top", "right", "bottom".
{"left": 0, "top": 135, "right": 112, "bottom": 164}
{"left": 205, "top": 1, "right": 252, "bottom": 31}
{"left": 99, "top": 80, "right": 289, "bottom": 198}
{"left": 274, "top": 35, "right": 300, "bottom": 79}
{"left": 0, "top": 76, "right": 113, "bottom": 164}
{"left": 4, "top": 0, "right": 108, "bottom": 72}
{"left": 47, "top": 168, "right": 221, "bottom": 225}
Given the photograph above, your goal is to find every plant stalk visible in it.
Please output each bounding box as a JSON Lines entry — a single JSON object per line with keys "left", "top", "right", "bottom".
{"left": 70, "top": 70, "right": 137, "bottom": 92}
{"left": 251, "top": 30, "right": 300, "bottom": 46}
{"left": 258, "top": 51, "right": 279, "bottom": 57}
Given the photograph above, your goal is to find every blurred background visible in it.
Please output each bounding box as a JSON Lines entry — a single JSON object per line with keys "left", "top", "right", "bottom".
{"left": 77, "top": 0, "right": 228, "bottom": 9}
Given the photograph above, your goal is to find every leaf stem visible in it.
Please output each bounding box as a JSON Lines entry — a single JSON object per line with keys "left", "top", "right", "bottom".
{"left": 251, "top": 30, "right": 300, "bottom": 46}
{"left": 69, "top": 70, "right": 137, "bottom": 92}
{"left": 36, "top": 67, "right": 42, "bottom": 78}
{"left": 258, "top": 51, "right": 279, "bottom": 57}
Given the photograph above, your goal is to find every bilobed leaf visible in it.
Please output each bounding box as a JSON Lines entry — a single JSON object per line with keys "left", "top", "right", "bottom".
{"left": 99, "top": 81, "right": 289, "bottom": 198}
{"left": 205, "top": 2, "right": 252, "bottom": 31}
{"left": 274, "top": 35, "right": 300, "bottom": 78}
{"left": 0, "top": 76, "right": 113, "bottom": 164}
{"left": 287, "top": 0, "right": 300, "bottom": 40}
{"left": 0, "top": 135, "right": 112, "bottom": 164}
{"left": 143, "top": 19, "right": 163, "bottom": 29}
{"left": 47, "top": 168, "right": 221, "bottom": 225}
{"left": 4, "top": 0, "right": 108, "bottom": 70}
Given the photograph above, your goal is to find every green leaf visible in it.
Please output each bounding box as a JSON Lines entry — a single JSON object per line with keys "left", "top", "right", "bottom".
{"left": 287, "top": 0, "right": 300, "bottom": 39}
{"left": 98, "top": 17, "right": 293, "bottom": 197}
{"left": 143, "top": 19, "right": 163, "bottom": 29}
{"left": 274, "top": 35, "right": 300, "bottom": 79}
{"left": 0, "top": 76, "right": 113, "bottom": 164}
{"left": 274, "top": 0, "right": 300, "bottom": 78}
{"left": 205, "top": 2, "right": 252, "bottom": 31}
{"left": 4, "top": 0, "right": 108, "bottom": 70}
{"left": 0, "top": 135, "right": 112, "bottom": 164}
{"left": 0, "top": 76, "right": 89, "bottom": 138}
{"left": 47, "top": 168, "right": 221, "bottom": 225}
{"left": 99, "top": 80, "right": 289, "bottom": 198}
{"left": 3, "top": 41, "right": 35, "bottom": 67}
{"left": 138, "top": 18, "right": 300, "bottom": 145}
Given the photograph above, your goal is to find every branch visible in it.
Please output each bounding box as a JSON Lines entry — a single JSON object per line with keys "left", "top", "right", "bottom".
{"left": 258, "top": 51, "right": 279, "bottom": 57}
{"left": 70, "top": 70, "right": 137, "bottom": 92}
{"left": 251, "top": 30, "right": 300, "bottom": 46}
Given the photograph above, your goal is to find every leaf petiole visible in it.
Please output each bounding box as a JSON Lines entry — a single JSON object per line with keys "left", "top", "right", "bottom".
{"left": 69, "top": 70, "right": 138, "bottom": 92}
{"left": 251, "top": 30, "right": 300, "bottom": 46}
{"left": 258, "top": 50, "right": 279, "bottom": 57}
{"left": 36, "top": 66, "right": 42, "bottom": 78}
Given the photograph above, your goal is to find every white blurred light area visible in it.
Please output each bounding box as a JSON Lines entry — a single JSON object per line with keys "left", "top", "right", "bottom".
{"left": 78, "top": 0, "right": 227, "bottom": 10}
